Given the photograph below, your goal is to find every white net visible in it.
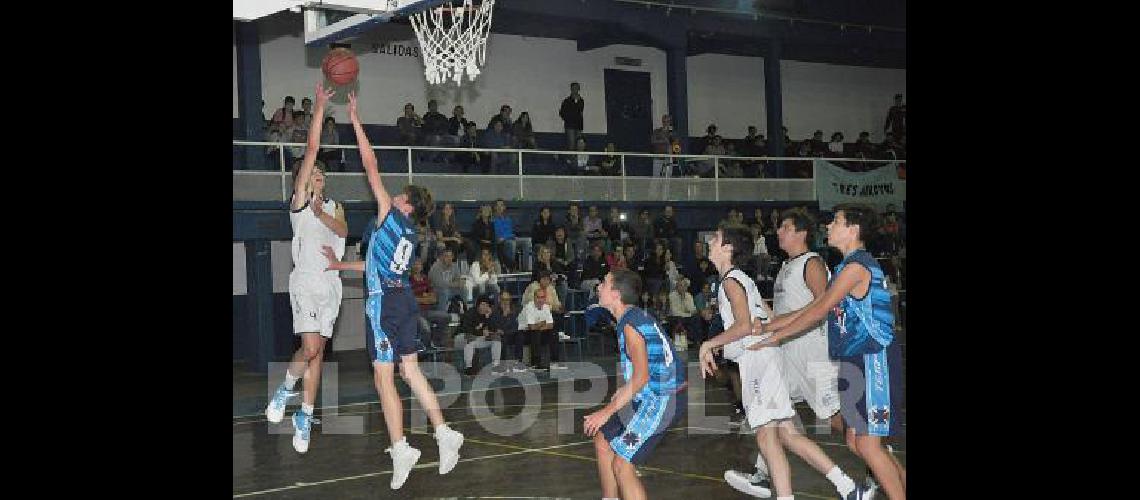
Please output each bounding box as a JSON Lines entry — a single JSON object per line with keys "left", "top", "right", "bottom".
{"left": 409, "top": 0, "right": 496, "bottom": 85}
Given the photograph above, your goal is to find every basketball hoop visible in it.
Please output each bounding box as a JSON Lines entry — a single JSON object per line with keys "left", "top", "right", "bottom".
{"left": 409, "top": 0, "right": 496, "bottom": 85}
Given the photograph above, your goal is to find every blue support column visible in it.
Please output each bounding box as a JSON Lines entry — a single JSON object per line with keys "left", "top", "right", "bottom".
{"left": 245, "top": 240, "right": 274, "bottom": 373}
{"left": 666, "top": 45, "right": 690, "bottom": 154}
{"left": 236, "top": 21, "right": 266, "bottom": 171}
{"left": 764, "top": 38, "right": 785, "bottom": 178}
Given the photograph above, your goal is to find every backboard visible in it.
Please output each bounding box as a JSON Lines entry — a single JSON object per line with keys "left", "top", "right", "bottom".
{"left": 301, "top": 0, "right": 449, "bottom": 47}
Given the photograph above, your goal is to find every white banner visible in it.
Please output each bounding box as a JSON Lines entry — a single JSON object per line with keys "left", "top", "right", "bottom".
{"left": 813, "top": 160, "right": 905, "bottom": 211}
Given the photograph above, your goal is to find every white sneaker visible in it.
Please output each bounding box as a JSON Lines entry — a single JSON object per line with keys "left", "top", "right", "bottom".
{"left": 292, "top": 411, "right": 313, "bottom": 453}
{"left": 558, "top": 332, "right": 571, "bottom": 341}
{"left": 549, "top": 363, "right": 569, "bottom": 370}
{"left": 386, "top": 439, "right": 422, "bottom": 489}
{"left": 724, "top": 469, "right": 772, "bottom": 498}
{"left": 435, "top": 425, "right": 465, "bottom": 474}
{"left": 265, "top": 385, "right": 296, "bottom": 424}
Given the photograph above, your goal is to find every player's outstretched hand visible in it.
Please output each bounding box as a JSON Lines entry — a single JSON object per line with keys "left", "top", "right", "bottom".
{"left": 315, "top": 82, "right": 335, "bottom": 106}
{"left": 699, "top": 342, "right": 717, "bottom": 378}
{"left": 347, "top": 91, "right": 360, "bottom": 124}
{"left": 321, "top": 245, "right": 339, "bottom": 270}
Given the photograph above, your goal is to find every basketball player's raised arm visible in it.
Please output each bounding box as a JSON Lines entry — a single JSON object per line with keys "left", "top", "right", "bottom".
{"left": 703, "top": 278, "right": 753, "bottom": 349}
{"left": 757, "top": 256, "right": 829, "bottom": 335}
{"left": 291, "top": 83, "right": 336, "bottom": 211}
{"left": 347, "top": 91, "right": 392, "bottom": 219}
{"left": 749, "top": 263, "right": 868, "bottom": 350}
{"left": 584, "top": 324, "right": 648, "bottom": 436}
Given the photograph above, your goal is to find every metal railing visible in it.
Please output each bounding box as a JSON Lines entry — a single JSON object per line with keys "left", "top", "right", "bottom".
{"left": 232, "top": 140, "right": 902, "bottom": 203}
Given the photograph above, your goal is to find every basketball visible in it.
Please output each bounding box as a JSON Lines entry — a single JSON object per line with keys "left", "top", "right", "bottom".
{"left": 322, "top": 48, "right": 359, "bottom": 85}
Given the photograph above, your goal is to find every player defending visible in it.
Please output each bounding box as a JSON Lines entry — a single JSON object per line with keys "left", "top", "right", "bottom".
{"left": 746, "top": 205, "right": 905, "bottom": 499}
{"left": 699, "top": 223, "right": 860, "bottom": 500}
{"left": 584, "top": 270, "right": 685, "bottom": 500}
{"left": 322, "top": 91, "right": 464, "bottom": 490}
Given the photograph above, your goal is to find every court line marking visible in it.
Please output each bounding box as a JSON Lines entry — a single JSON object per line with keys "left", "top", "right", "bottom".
{"left": 686, "top": 425, "right": 905, "bottom": 454}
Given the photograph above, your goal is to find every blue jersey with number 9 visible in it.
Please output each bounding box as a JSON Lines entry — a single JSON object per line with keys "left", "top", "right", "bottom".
{"left": 366, "top": 209, "right": 417, "bottom": 289}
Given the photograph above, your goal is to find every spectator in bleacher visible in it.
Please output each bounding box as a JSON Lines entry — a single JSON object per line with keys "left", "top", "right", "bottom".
{"left": 721, "top": 208, "right": 738, "bottom": 227}
{"left": 523, "top": 269, "right": 565, "bottom": 320}
{"left": 492, "top": 291, "right": 525, "bottom": 372}
{"left": 583, "top": 205, "right": 607, "bottom": 249}
{"left": 607, "top": 247, "right": 627, "bottom": 272}
{"left": 735, "top": 209, "right": 746, "bottom": 226}
{"left": 265, "top": 121, "right": 294, "bottom": 168}
{"left": 579, "top": 243, "right": 610, "bottom": 297}
{"left": 684, "top": 240, "right": 712, "bottom": 294}
{"left": 885, "top": 93, "right": 906, "bottom": 141}
{"left": 492, "top": 199, "right": 519, "bottom": 271}
{"left": 623, "top": 242, "right": 641, "bottom": 273}
{"left": 458, "top": 121, "right": 482, "bottom": 173}
{"left": 750, "top": 207, "right": 765, "bottom": 234}
{"left": 415, "top": 216, "right": 436, "bottom": 267}
{"left": 468, "top": 247, "right": 502, "bottom": 303}
{"left": 483, "top": 119, "right": 512, "bottom": 174}
{"left": 642, "top": 241, "right": 668, "bottom": 296}
{"left": 533, "top": 244, "right": 568, "bottom": 305}
{"left": 429, "top": 248, "right": 468, "bottom": 312}
{"left": 598, "top": 143, "right": 620, "bottom": 176}
{"left": 809, "top": 130, "right": 827, "bottom": 156}
{"left": 467, "top": 204, "right": 496, "bottom": 263}
{"left": 572, "top": 137, "right": 592, "bottom": 174}
{"left": 721, "top": 141, "right": 744, "bottom": 178}
{"left": 629, "top": 209, "right": 655, "bottom": 254}
{"left": 422, "top": 99, "right": 449, "bottom": 160}
{"left": 559, "top": 82, "right": 585, "bottom": 151}
{"left": 513, "top": 111, "right": 537, "bottom": 149}
{"left": 565, "top": 203, "right": 586, "bottom": 259}
{"left": 663, "top": 248, "right": 681, "bottom": 291}
{"left": 650, "top": 114, "right": 675, "bottom": 177}
{"left": 550, "top": 227, "right": 575, "bottom": 278}
{"left": 828, "top": 132, "right": 845, "bottom": 156}
{"left": 433, "top": 202, "right": 465, "bottom": 261}
{"left": 531, "top": 206, "right": 557, "bottom": 249}
{"left": 668, "top": 277, "right": 701, "bottom": 345}
{"left": 605, "top": 206, "right": 628, "bottom": 246}
{"left": 518, "top": 286, "right": 563, "bottom": 371}
{"left": 317, "top": 116, "right": 344, "bottom": 172}
{"left": 694, "top": 280, "right": 713, "bottom": 312}
{"left": 701, "top": 124, "right": 720, "bottom": 153}
{"left": 488, "top": 104, "right": 514, "bottom": 142}
{"left": 296, "top": 97, "right": 313, "bottom": 133}
{"left": 270, "top": 96, "right": 296, "bottom": 127}
{"left": 647, "top": 290, "right": 670, "bottom": 323}
{"left": 410, "top": 259, "right": 451, "bottom": 348}
{"left": 458, "top": 296, "right": 503, "bottom": 376}
{"left": 751, "top": 224, "right": 771, "bottom": 282}
{"left": 854, "top": 131, "right": 876, "bottom": 158}
{"left": 397, "top": 102, "right": 422, "bottom": 146}
{"left": 654, "top": 205, "right": 681, "bottom": 259}
{"left": 448, "top": 105, "right": 471, "bottom": 146}
{"left": 698, "top": 135, "right": 725, "bottom": 177}
{"left": 741, "top": 126, "right": 766, "bottom": 177}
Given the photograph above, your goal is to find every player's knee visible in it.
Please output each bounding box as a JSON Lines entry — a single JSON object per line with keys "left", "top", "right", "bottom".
{"left": 302, "top": 345, "right": 322, "bottom": 361}
{"left": 611, "top": 456, "right": 632, "bottom": 476}
{"left": 398, "top": 358, "right": 420, "bottom": 379}
{"left": 854, "top": 436, "right": 880, "bottom": 458}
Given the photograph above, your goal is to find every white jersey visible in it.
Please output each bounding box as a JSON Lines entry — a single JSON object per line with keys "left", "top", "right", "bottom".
{"left": 718, "top": 268, "right": 770, "bottom": 360}
{"left": 289, "top": 195, "right": 346, "bottom": 281}
{"left": 773, "top": 252, "right": 830, "bottom": 338}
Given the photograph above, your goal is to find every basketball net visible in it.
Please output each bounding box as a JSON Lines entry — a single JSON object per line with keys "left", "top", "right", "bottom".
{"left": 409, "top": 0, "right": 495, "bottom": 85}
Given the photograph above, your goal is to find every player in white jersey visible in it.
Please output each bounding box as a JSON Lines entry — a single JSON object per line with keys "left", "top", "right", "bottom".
{"left": 725, "top": 208, "right": 855, "bottom": 497}
{"left": 699, "top": 223, "right": 860, "bottom": 500}
{"left": 263, "top": 82, "right": 348, "bottom": 455}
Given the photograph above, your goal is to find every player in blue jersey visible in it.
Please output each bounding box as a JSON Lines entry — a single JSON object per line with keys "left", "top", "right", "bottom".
{"left": 584, "top": 269, "right": 685, "bottom": 500}
{"left": 322, "top": 92, "right": 464, "bottom": 490}
{"left": 748, "top": 204, "right": 905, "bottom": 499}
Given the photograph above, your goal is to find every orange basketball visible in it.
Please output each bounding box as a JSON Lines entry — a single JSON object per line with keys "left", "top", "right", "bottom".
{"left": 322, "top": 48, "right": 359, "bottom": 85}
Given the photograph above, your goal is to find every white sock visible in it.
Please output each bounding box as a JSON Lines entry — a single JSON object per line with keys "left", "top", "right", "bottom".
{"left": 283, "top": 371, "right": 299, "bottom": 390}
{"left": 754, "top": 452, "right": 769, "bottom": 477}
{"left": 301, "top": 403, "right": 314, "bottom": 415}
{"left": 436, "top": 423, "right": 451, "bottom": 435}
{"left": 603, "top": 497, "right": 620, "bottom": 500}
{"left": 826, "top": 466, "right": 856, "bottom": 496}
{"left": 776, "top": 496, "right": 794, "bottom": 500}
